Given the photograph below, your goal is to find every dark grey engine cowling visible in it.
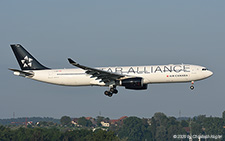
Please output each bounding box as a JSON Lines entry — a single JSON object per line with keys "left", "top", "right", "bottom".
{"left": 119, "top": 77, "right": 148, "bottom": 90}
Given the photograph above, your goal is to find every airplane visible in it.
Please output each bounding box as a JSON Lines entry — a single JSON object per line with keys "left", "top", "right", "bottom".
{"left": 9, "top": 44, "right": 213, "bottom": 97}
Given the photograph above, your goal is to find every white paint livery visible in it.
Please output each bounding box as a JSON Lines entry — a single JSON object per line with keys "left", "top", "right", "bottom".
{"left": 10, "top": 44, "right": 213, "bottom": 97}
{"left": 30, "top": 65, "right": 212, "bottom": 85}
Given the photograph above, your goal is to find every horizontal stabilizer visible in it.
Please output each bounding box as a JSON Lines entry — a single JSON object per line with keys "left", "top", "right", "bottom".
{"left": 9, "top": 68, "right": 34, "bottom": 77}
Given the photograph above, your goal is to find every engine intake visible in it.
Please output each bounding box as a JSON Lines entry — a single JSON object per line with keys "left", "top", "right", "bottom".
{"left": 120, "top": 77, "right": 148, "bottom": 90}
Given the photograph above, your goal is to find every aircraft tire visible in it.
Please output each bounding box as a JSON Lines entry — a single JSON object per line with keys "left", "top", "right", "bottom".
{"left": 113, "top": 89, "right": 118, "bottom": 94}
{"left": 104, "top": 91, "right": 113, "bottom": 97}
{"left": 110, "top": 88, "right": 118, "bottom": 94}
{"left": 190, "top": 86, "right": 194, "bottom": 90}
{"left": 108, "top": 93, "right": 113, "bottom": 97}
{"left": 104, "top": 91, "right": 109, "bottom": 95}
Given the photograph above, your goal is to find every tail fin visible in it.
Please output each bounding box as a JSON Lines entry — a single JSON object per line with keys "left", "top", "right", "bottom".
{"left": 10, "top": 44, "right": 49, "bottom": 70}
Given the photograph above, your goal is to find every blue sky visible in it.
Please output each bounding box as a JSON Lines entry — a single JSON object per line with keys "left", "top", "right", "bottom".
{"left": 0, "top": 1, "right": 224, "bottom": 119}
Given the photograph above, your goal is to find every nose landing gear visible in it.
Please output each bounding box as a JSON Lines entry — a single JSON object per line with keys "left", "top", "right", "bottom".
{"left": 190, "top": 81, "right": 194, "bottom": 90}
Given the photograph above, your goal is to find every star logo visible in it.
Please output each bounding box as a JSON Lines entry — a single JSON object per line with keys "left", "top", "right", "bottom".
{"left": 21, "top": 56, "right": 33, "bottom": 68}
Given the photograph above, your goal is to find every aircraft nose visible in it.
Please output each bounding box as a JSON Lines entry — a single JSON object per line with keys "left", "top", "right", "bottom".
{"left": 208, "top": 70, "right": 213, "bottom": 77}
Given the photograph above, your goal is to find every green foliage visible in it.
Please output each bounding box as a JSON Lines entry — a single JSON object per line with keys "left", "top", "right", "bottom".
{"left": 96, "top": 116, "right": 104, "bottom": 127}
{"left": 0, "top": 112, "right": 224, "bottom": 140}
{"left": 60, "top": 116, "right": 71, "bottom": 126}
{"left": 0, "top": 127, "right": 62, "bottom": 141}
{"left": 62, "top": 129, "right": 92, "bottom": 140}
{"left": 155, "top": 126, "right": 167, "bottom": 141}
{"left": 0, "top": 126, "right": 13, "bottom": 141}
{"left": 180, "top": 120, "right": 189, "bottom": 127}
{"left": 96, "top": 116, "right": 110, "bottom": 127}
{"left": 223, "top": 111, "right": 225, "bottom": 119}
{"left": 118, "top": 113, "right": 186, "bottom": 141}
{"left": 78, "top": 117, "right": 93, "bottom": 127}
{"left": 87, "top": 129, "right": 119, "bottom": 141}
{"left": 0, "top": 117, "right": 59, "bottom": 125}
{"left": 118, "top": 117, "right": 152, "bottom": 141}
{"left": 0, "top": 127, "right": 118, "bottom": 141}
{"left": 153, "top": 112, "right": 168, "bottom": 127}
{"left": 191, "top": 122, "right": 202, "bottom": 134}
{"left": 197, "top": 116, "right": 224, "bottom": 135}
{"left": 148, "top": 117, "right": 156, "bottom": 139}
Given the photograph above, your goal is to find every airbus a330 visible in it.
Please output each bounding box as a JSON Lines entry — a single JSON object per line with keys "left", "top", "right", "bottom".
{"left": 9, "top": 44, "right": 213, "bottom": 97}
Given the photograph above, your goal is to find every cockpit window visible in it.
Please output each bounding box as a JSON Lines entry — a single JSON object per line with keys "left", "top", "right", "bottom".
{"left": 202, "top": 68, "right": 208, "bottom": 71}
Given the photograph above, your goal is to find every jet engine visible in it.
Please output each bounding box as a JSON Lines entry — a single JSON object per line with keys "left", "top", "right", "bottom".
{"left": 119, "top": 77, "right": 148, "bottom": 90}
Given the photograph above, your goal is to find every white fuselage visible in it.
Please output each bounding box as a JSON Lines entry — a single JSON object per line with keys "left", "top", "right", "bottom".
{"left": 21, "top": 64, "right": 213, "bottom": 87}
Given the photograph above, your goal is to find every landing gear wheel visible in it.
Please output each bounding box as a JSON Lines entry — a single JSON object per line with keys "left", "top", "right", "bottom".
{"left": 110, "top": 88, "right": 118, "bottom": 94}
{"left": 190, "top": 86, "right": 194, "bottom": 90}
{"left": 113, "top": 89, "right": 118, "bottom": 94}
{"left": 108, "top": 93, "right": 113, "bottom": 97}
{"left": 105, "top": 86, "right": 118, "bottom": 97}
{"left": 110, "top": 88, "right": 114, "bottom": 92}
{"left": 104, "top": 91, "right": 109, "bottom": 95}
{"left": 104, "top": 91, "right": 113, "bottom": 97}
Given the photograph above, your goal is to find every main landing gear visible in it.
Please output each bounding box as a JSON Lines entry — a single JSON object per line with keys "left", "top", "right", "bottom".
{"left": 190, "top": 81, "right": 194, "bottom": 90}
{"left": 104, "top": 86, "right": 118, "bottom": 97}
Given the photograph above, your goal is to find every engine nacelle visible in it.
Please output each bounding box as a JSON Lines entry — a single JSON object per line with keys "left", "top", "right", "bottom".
{"left": 120, "top": 77, "right": 148, "bottom": 90}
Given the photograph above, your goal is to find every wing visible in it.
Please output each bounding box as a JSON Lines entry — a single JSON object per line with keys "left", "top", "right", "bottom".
{"left": 68, "top": 58, "right": 125, "bottom": 84}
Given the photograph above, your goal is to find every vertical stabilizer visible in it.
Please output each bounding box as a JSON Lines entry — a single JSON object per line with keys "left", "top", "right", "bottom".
{"left": 10, "top": 44, "right": 49, "bottom": 70}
